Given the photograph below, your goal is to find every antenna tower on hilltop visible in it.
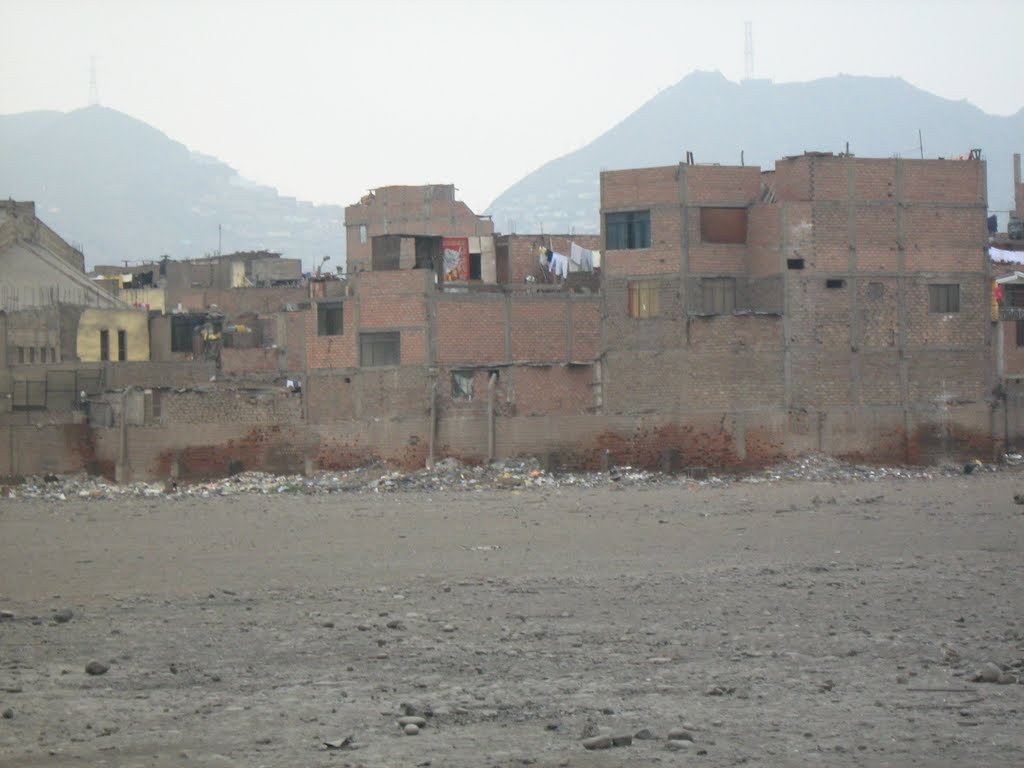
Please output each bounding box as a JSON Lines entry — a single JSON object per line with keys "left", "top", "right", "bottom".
{"left": 743, "top": 22, "right": 754, "bottom": 81}
{"left": 89, "top": 56, "right": 100, "bottom": 106}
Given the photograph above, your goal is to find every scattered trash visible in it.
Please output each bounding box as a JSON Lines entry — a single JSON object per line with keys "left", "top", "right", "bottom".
{"left": 1, "top": 453, "right": 1007, "bottom": 504}
{"left": 322, "top": 736, "right": 354, "bottom": 749}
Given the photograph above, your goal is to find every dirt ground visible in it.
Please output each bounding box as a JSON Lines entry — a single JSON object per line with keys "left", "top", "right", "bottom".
{"left": 1, "top": 470, "right": 1023, "bottom": 767}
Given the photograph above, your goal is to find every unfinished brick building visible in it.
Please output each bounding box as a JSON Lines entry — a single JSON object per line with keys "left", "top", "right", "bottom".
{"left": 599, "top": 153, "right": 992, "bottom": 466}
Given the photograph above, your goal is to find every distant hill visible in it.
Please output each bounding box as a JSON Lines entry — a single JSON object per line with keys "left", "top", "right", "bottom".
{"left": 486, "top": 72, "right": 1024, "bottom": 235}
{"left": 0, "top": 106, "right": 344, "bottom": 271}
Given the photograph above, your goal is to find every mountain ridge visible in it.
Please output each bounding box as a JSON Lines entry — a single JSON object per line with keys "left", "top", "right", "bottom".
{"left": 486, "top": 71, "right": 1023, "bottom": 235}
{"left": 0, "top": 105, "right": 344, "bottom": 271}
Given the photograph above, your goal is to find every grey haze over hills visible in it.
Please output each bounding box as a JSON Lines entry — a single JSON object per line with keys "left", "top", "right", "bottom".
{"left": 0, "top": 106, "right": 344, "bottom": 271}
{"left": 486, "top": 71, "right": 1024, "bottom": 235}
{"left": 2, "top": 74, "right": 1019, "bottom": 273}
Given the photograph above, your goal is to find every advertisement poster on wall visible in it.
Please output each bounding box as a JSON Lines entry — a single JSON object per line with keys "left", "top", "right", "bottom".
{"left": 442, "top": 237, "right": 470, "bottom": 281}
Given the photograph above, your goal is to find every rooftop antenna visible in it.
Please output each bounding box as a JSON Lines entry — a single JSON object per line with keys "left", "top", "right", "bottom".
{"left": 743, "top": 22, "right": 754, "bottom": 81}
{"left": 88, "top": 56, "right": 100, "bottom": 106}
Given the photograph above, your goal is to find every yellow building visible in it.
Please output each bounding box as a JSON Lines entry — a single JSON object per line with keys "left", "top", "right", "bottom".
{"left": 76, "top": 308, "right": 150, "bottom": 362}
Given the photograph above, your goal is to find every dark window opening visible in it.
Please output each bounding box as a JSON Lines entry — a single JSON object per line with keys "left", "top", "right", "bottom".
{"left": 826, "top": 279, "right": 845, "bottom": 289}
{"left": 117, "top": 329, "right": 127, "bottom": 361}
{"left": 99, "top": 329, "right": 110, "bottom": 361}
{"left": 928, "top": 284, "right": 960, "bottom": 313}
{"left": 1016, "top": 320, "right": 1024, "bottom": 348}
{"left": 606, "top": 210, "right": 651, "bottom": 250}
{"left": 487, "top": 368, "right": 500, "bottom": 381}
{"left": 171, "top": 316, "right": 201, "bottom": 353}
{"left": 317, "top": 302, "right": 344, "bottom": 336}
{"left": 17, "top": 347, "right": 25, "bottom": 364}
{"left": 359, "top": 332, "right": 400, "bottom": 368}
{"left": 469, "top": 253, "right": 482, "bottom": 280}
{"left": 700, "top": 207, "right": 748, "bottom": 244}
{"left": 452, "top": 370, "right": 474, "bottom": 401}
{"left": 787, "top": 258, "right": 805, "bottom": 270}
{"left": 701, "top": 278, "right": 736, "bottom": 314}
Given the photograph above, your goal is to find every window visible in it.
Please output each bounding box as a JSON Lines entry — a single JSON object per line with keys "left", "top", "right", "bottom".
{"left": 1016, "top": 319, "right": 1024, "bottom": 348}
{"left": 787, "top": 258, "right": 805, "bottom": 270}
{"left": 628, "top": 280, "right": 661, "bottom": 318}
{"left": 452, "top": 370, "right": 474, "bottom": 401}
{"left": 700, "top": 207, "right": 748, "bottom": 244}
{"left": 359, "top": 331, "right": 400, "bottom": 367}
{"left": 28, "top": 347, "right": 36, "bottom": 363}
{"left": 469, "top": 253, "right": 482, "bottom": 280}
{"left": 826, "top": 279, "right": 845, "bottom": 289}
{"left": 171, "top": 316, "right": 199, "bottom": 353}
{"left": 929, "top": 284, "right": 960, "bottom": 313}
{"left": 117, "top": 329, "right": 127, "bottom": 361}
{"left": 99, "top": 330, "right": 109, "bottom": 361}
{"left": 701, "top": 278, "right": 736, "bottom": 314}
{"left": 606, "top": 210, "right": 651, "bottom": 250}
{"left": 17, "top": 347, "right": 24, "bottom": 364}
{"left": 359, "top": 224, "right": 368, "bottom": 244}
{"left": 1008, "top": 285, "right": 1024, "bottom": 308}
{"left": 317, "top": 302, "right": 344, "bottom": 336}
{"left": 867, "top": 282, "right": 884, "bottom": 300}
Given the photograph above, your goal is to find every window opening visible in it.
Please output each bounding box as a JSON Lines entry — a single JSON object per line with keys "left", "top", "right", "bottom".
{"left": 606, "top": 210, "right": 651, "bottom": 250}
{"left": 317, "top": 302, "right": 344, "bottom": 336}
{"left": 359, "top": 331, "right": 400, "bottom": 367}
{"left": 628, "top": 280, "right": 662, "bottom": 318}
{"left": 928, "top": 284, "right": 960, "bottom": 313}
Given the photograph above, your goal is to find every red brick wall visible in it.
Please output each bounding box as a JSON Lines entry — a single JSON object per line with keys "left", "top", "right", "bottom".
{"left": 509, "top": 299, "right": 567, "bottom": 362}
{"left": 436, "top": 298, "right": 506, "bottom": 365}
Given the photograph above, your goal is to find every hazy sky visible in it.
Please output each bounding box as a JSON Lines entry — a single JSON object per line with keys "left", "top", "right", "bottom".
{"left": 2, "top": 0, "right": 1021, "bottom": 214}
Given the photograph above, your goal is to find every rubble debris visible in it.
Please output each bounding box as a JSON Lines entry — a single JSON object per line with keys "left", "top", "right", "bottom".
{"left": 322, "top": 736, "right": 354, "bottom": 749}
{"left": 84, "top": 661, "right": 109, "bottom": 676}
{"left": 581, "top": 735, "right": 613, "bottom": 750}
{"left": 1, "top": 453, "right": 1007, "bottom": 503}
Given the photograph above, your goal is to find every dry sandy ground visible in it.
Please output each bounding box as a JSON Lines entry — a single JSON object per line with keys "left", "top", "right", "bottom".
{"left": 1, "top": 472, "right": 1023, "bottom": 767}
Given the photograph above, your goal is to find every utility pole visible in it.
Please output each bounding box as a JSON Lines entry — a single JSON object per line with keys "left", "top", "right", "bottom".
{"left": 89, "top": 56, "right": 100, "bottom": 106}
{"left": 743, "top": 22, "right": 754, "bottom": 81}
{"left": 218, "top": 224, "right": 222, "bottom": 256}
{"left": 918, "top": 129, "right": 924, "bottom": 160}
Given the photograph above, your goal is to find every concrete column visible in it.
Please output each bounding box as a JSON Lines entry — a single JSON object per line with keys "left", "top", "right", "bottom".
{"left": 115, "top": 389, "right": 131, "bottom": 483}
{"left": 486, "top": 372, "right": 497, "bottom": 462}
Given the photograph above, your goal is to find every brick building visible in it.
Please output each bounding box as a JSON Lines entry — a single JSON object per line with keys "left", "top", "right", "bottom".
{"left": 599, "top": 152, "right": 992, "bottom": 465}
{"left": 2, "top": 157, "right": 1010, "bottom": 480}
{"left": 344, "top": 185, "right": 495, "bottom": 274}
